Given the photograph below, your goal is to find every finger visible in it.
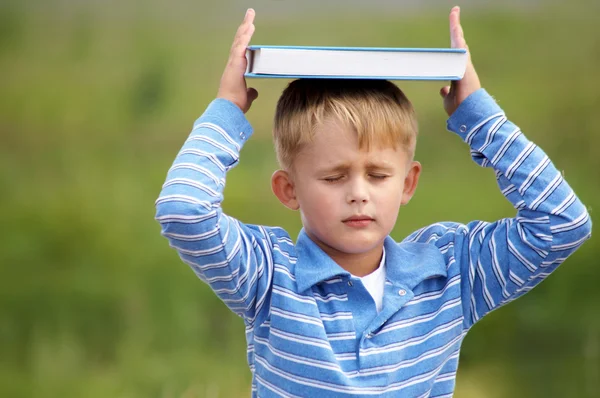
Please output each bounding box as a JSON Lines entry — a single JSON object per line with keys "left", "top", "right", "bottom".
{"left": 238, "top": 10, "right": 255, "bottom": 41}
{"left": 226, "top": 20, "right": 255, "bottom": 74}
{"left": 228, "top": 24, "right": 255, "bottom": 70}
{"left": 439, "top": 86, "right": 450, "bottom": 98}
{"left": 449, "top": 6, "right": 466, "bottom": 49}
{"left": 244, "top": 8, "right": 256, "bottom": 24}
{"left": 232, "top": 17, "right": 255, "bottom": 57}
{"left": 239, "top": 23, "right": 255, "bottom": 50}
{"left": 237, "top": 9, "right": 255, "bottom": 36}
{"left": 230, "top": 9, "right": 256, "bottom": 53}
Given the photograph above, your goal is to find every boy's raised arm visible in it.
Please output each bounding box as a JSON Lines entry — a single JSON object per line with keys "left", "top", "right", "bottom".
{"left": 155, "top": 10, "right": 277, "bottom": 324}
{"left": 417, "top": 7, "right": 592, "bottom": 327}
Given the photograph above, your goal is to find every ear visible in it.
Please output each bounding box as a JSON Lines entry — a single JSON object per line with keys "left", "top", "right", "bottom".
{"left": 271, "top": 169, "right": 299, "bottom": 210}
{"left": 401, "top": 161, "right": 422, "bottom": 205}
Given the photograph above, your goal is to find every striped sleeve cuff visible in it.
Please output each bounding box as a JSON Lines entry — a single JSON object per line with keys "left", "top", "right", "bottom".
{"left": 193, "top": 98, "right": 254, "bottom": 146}
{"left": 446, "top": 88, "right": 504, "bottom": 141}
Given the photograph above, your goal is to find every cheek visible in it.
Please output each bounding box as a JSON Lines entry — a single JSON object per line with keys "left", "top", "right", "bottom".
{"left": 318, "top": 187, "right": 341, "bottom": 211}
{"left": 299, "top": 185, "right": 341, "bottom": 219}
{"left": 377, "top": 180, "right": 405, "bottom": 209}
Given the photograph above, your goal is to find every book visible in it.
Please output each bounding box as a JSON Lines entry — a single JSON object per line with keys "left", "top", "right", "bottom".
{"left": 245, "top": 45, "right": 468, "bottom": 80}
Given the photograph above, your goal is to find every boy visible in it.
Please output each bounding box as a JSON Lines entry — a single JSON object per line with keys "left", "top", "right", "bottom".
{"left": 155, "top": 7, "right": 591, "bottom": 397}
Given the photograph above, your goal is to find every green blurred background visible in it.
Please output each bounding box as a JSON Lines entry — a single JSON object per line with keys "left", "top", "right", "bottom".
{"left": 1, "top": 0, "right": 598, "bottom": 397}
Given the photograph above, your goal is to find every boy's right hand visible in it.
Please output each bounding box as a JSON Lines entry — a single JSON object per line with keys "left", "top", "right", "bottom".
{"left": 217, "top": 9, "right": 259, "bottom": 114}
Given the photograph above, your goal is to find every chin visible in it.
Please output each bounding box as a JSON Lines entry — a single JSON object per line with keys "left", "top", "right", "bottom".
{"left": 308, "top": 227, "right": 385, "bottom": 255}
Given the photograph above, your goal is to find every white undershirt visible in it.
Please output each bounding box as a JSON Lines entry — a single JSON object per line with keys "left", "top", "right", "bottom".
{"left": 357, "top": 249, "right": 387, "bottom": 313}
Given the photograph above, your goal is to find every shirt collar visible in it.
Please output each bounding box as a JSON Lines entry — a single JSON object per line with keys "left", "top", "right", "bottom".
{"left": 294, "top": 229, "right": 447, "bottom": 292}
{"left": 295, "top": 230, "right": 350, "bottom": 292}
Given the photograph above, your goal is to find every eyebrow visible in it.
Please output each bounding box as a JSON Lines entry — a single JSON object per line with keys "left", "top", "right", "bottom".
{"left": 365, "top": 161, "right": 395, "bottom": 171}
{"left": 320, "top": 163, "right": 351, "bottom": 174}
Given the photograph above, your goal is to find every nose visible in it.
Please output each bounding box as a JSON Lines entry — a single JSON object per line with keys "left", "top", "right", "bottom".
{"left": 346, "top": 177, "right": 369, "bottom": 204}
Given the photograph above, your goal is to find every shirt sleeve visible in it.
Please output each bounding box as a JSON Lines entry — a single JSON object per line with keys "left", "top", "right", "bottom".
{"left": 447, "top": 89, "right": 592, "bottom": 328}
{"left": 154, "top": 98, "right": 275, "bottom": 325}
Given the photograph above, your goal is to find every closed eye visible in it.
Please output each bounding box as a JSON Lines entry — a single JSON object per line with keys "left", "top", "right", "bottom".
{"left": 323, "top": 175, "right": 344, "bottom": 183}
{"left": 369, "top": 174, "right": 389, "bottom": 180}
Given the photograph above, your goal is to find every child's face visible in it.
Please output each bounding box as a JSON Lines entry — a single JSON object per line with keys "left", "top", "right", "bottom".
{"left": 288, "top": 118, "right": 421, "bottom": 260}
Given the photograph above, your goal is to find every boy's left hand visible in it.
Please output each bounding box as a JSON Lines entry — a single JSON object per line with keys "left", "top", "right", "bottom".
{"left": 440, "top": 6, "right": 482, "bottom": 117}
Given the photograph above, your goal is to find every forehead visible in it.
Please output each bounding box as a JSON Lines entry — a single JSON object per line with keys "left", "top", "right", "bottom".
{"left": 294, "top": 119, "right": 407, "bottom": 169}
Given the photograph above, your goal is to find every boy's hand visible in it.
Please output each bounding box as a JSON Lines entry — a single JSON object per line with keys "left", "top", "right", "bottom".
{"left": 217, "top": 9, "right": 258, "bottom": 114}
{"left": 440, "top": 6, "right": 482, "bottom": 117}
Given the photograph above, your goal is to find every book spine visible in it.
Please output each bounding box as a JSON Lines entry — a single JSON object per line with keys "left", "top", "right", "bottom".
{"left": 245, "top": 49, "right": 255, "bottom": 74}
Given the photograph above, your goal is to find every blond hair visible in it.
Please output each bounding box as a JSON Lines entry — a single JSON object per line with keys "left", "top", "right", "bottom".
{"left": 273, "top": 79, "right": 418, "bottom": 170}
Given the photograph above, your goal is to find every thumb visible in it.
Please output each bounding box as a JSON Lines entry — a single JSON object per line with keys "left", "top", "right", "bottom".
{"left": 247, "top": 87, "right": 259, "bottom": 103}
{"left": 439, "top": 86, "right": 450, "bottom": 98}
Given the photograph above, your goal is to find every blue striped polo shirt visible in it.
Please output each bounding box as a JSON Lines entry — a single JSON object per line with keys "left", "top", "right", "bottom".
{"left": 155, "top": 88, "right": 591, "bottom": 397}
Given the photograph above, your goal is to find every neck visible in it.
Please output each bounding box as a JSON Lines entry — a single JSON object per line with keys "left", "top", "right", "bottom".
{"left": 332, "top": 247, "right": 384, "bottom": 277}
{"left": 308, "top": 234, "right": 384, "bottom": 277}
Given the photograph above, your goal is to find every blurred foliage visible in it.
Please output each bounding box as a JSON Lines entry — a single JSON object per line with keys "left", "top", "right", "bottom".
{"left": 0, "top": 1, "right": 598, "bottom": 397}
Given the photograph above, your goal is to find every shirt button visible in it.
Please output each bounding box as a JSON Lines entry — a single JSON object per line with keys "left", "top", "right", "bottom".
{"left": 459, "top": 125, "right": 467, "bottom": 133}
{"left": 239, "top": 132, "right": 246, "bottom": 139}
{"left": 398, "top": 289, "right": 407, "bottom": 296}
{"left": 366, "top": 332, "right": 373, "bottom": 339}
{"left": 347, "top": 281, "right": 353, "bottom": 287}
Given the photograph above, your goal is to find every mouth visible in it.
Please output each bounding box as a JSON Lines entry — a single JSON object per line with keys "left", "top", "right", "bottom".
{"left": 342, "top": 215, "right": 375, "bottom": 228}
